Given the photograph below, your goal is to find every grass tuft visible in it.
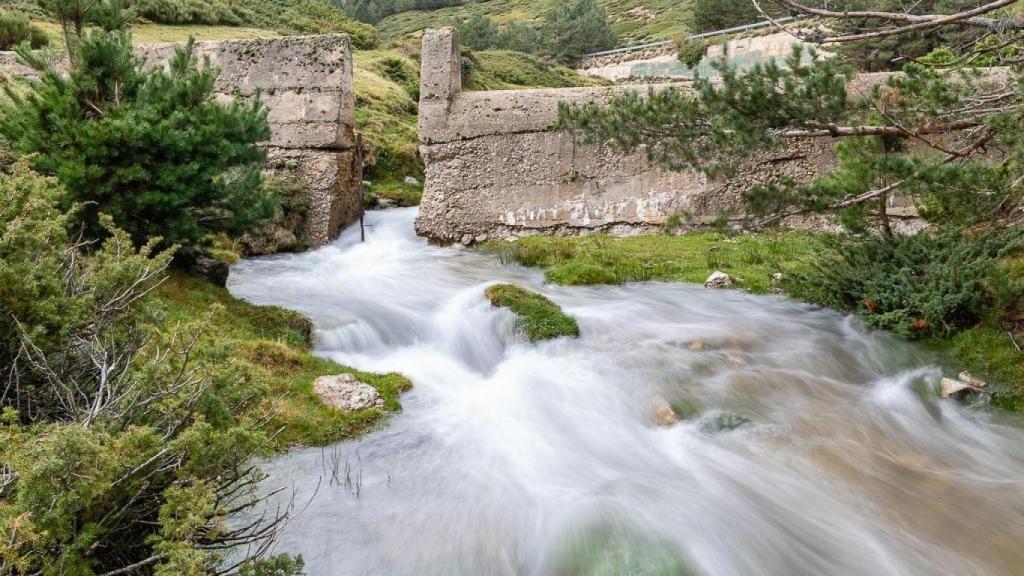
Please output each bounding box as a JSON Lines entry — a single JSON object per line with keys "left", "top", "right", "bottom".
{"left": 484, "top": 283, "right": 580, "bottom": 341}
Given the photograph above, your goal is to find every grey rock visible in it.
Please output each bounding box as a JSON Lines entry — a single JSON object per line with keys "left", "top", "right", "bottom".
{"left": 704, "top": 271, "right": 733, "bottom": 289}
{"left": 404, "top": 175, "right": 421, "bottom": 187}
{"left": 313, "top": 374, "right": 385, "bottom": 412}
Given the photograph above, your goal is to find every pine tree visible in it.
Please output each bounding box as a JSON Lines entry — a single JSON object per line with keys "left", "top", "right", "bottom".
{"left": 0, "top": 4, "right": 274, "bottom": 255}
{"left": 455, "top": 12, "right": 499, "bottom": 50}
{"left": 543, "top": 0, "right": 616, "bottom": 64}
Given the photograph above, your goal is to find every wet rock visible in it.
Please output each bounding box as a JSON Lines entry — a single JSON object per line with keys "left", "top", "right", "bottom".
{"left": 940, "top": 377, "right": 986, "bottom": 400}
{"left": 189, "top": 256, "right": 229, "bottom": 287}
{"left": 704, "top": 271, "right": 733, "bottom": 289}
{"left": 687, "top": 339, "right": 705, "bottom": 351}
{"left": 725, "top": 354, "right": 746, "bottom": 367}
{"left": 460, "top": 233, "right": 474, "bottom": 246}
{"left": 313, "top": 374, "right": 385, "bottom": 411}
{"left": 958, "top": 371, "right": 987, "bottom": 388}
{"left": 652, "top": 397, "right": 679, "bottom": 427}
{"left": 699, "top": 412, "right": 751, "bottom": 433}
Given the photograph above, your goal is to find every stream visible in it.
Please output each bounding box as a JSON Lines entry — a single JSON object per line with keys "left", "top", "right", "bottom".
{"left": 228, "top": 207, "right": 1024, "bottom": 576}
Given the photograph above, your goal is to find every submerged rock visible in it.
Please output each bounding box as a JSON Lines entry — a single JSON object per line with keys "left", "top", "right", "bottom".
{"left": 553, "top": 524, "right": 697, "bottom": 576}
{"left": 651, "top": 397, "right": 679, "bottom": 427}
{"left": 699, "top": 412, "right": 751, "bottom": 433}
{"left": 704, "top": 271, "right": 733, "bottom": 289}
{"left": 313, "top": 374, "right": 385, "bottom": 411}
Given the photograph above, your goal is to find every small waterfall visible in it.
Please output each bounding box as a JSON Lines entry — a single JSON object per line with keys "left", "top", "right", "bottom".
{"left": 229, "top": 207, "right": 1024, "bottom": 576}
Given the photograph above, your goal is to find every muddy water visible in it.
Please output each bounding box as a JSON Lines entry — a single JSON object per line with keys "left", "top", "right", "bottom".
{"left": 228, "top": 207, "right": 1024, "bottom": 576}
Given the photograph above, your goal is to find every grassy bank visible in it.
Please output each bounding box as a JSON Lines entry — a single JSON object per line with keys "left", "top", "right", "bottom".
{"left": 484, "top": 232, "right": 818, "bottom": 293}
{"left": 486, "top": 232, "right": 1024, "bottom": 410}
{"left": 157, "top": 272, "right": 411, "bottom": 449}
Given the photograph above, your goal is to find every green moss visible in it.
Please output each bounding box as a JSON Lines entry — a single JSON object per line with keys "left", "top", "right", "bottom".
{"left": 156, "top": 272, "right": 412, "bottom": 449}
{"left": 484, "top": 232, "right": 817, "bottom": 293}
{"left": 484, "top": 283, "right": 580, "bottom": 341}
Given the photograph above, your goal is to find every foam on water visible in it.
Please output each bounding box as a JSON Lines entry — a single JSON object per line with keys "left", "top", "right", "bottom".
{"left": 229, "top": 208, "right": 1024, "bottom": 576}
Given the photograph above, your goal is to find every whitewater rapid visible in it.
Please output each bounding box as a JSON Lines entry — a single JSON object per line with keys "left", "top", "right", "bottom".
{"left": 228, "top": 207, "right": 1024, "bottom": 576}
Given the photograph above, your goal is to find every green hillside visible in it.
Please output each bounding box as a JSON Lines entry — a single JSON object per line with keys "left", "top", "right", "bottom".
{"left": 376, "top": 0, "right": 692, "bottom": 46}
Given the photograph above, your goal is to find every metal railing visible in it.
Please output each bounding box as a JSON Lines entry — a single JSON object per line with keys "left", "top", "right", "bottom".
{"left": 581, "top": 15, "right": 807, "bottom": 59}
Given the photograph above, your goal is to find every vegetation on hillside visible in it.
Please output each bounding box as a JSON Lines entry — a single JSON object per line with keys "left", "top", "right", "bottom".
{"left": 484, "top": 283, "right": 580, "bottom": 341}
{"left": 374, "top": 0, "right": 693, "bottom": 46}
{"left": 464, "top": 49, "right": 610, "bottom": 89}
{"left": 3, "top": 0, "right": 378, "bottom": 47}
{"left": 452, "top": 0, "right": 616, "bottom": 64}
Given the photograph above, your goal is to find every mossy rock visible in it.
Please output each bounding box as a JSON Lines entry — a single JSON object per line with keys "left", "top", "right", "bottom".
{"left": 698, "top": 411, "right": 751, "bottom": 433}
{"left": 484, "top": 283, "right": 580, "bottom": 342}
{"left": 553, "top": 524, "right": 697, "bottom": 576}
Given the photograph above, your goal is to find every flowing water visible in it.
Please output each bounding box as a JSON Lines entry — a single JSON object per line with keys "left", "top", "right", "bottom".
{"left": 228, "top": 207, "right": 1024, "bottom": 576}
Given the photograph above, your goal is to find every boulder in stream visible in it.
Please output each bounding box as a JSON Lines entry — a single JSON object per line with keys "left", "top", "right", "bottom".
{"left": 652, "top": 397, "right": 679, "bottom": 427}
{"left": 939, "top": 376, "right": 987, "bottom": 400}
{"left": 313, "top": 374, "right": 385, "bottom": 412}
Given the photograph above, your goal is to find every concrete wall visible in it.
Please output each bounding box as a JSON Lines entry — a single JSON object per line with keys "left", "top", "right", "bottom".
{"left": 2, "top": 35, "right": 361, "bottom": 247}
{"left": 415, "top": 28, "right": 837, "bottom": 244}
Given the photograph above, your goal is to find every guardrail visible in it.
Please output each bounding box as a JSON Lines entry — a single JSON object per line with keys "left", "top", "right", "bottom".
{"left": 581, "top": 16, "right": 807, "bottom": 59}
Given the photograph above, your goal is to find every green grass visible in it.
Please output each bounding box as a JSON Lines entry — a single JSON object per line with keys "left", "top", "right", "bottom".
{"left": 484, "top": 283, "right": 580, "bottom": 341}
{"left": 465, "top": 50, "right": 610, "bottom": 90}
{"left": 156, "top": 272, "right": 412, "bottom": 449}
{"left": 376, "top": 0, "right": 694, "bottom": 46}
{"left": 484, "top": 232, "right": 818, "bottom": 293}
{"left": 936, "top": 324, "right": 1024, "bottom": 411}
{"left": 353, "top": 49, "right": 423, "bottom": 188}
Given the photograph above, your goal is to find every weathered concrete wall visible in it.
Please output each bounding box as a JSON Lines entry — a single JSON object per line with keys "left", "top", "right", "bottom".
{"left": 415, "top": 28, "right": 837, "bottom": 244}
{"left": 2, "top": 35, "right": 361, "bottom": 247}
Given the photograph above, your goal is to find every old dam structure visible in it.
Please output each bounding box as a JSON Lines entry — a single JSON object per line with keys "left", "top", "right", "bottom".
{"left": 413, "top": 27, "right": 841, "bottom": 245}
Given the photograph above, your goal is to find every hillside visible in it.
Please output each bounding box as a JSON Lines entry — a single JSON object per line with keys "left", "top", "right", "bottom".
{"left": 1, "top": 0, "right": 379, "bottom": 47}
{"left": 376, "top": 0, "right": 692, "bottom": 46}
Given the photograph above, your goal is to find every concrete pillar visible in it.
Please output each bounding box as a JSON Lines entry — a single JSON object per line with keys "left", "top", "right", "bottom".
{"left": 418, "top": 27, "right": 461, "bottom": 144}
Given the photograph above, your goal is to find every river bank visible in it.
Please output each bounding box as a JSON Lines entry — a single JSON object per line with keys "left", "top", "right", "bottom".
{"left": 226, "top": 207, "right": 1024, "bottom": 575}
{"left": 487, "top": 232, "right": 1024, "bottom": 412}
